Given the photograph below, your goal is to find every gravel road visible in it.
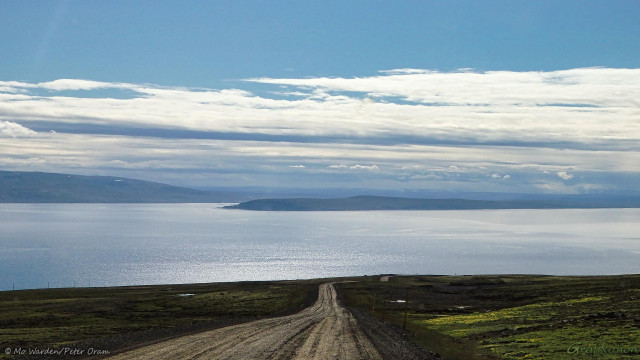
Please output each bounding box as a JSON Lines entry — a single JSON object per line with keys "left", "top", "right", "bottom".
{"left": 106, "top": 283, "right": 382, "bottom": 360}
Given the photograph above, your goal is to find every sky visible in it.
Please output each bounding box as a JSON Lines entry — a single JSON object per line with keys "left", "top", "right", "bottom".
{"left": 1, "top": 0, "right": 639, "bottom": 194}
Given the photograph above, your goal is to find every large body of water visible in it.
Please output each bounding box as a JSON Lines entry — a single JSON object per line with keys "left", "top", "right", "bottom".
{"left": 1, "top": 204, "right": 638, "bottom": 291}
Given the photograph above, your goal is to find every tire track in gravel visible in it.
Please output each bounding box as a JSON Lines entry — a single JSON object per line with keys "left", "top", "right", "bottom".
{"left": 106, "top": 283, "right": 382, "bottom": 360}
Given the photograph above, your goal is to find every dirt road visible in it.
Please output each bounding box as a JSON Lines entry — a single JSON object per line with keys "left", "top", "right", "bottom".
{"left": 106, "top": 283, "right": 381, "bottom": 360}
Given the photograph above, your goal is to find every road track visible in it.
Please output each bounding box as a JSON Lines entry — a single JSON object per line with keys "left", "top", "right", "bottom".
{"left": 107, "top": 283, "right": 381, "bottom": 360}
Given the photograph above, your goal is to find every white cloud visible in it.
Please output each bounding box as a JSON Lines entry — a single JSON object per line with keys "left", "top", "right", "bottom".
{"left": 1, "top": 69, "right": 639, "bottom": 192}
{"left": 350, "top": 164, "right": 380, "bottom": 170}
{"left": 557, "top": 171, "right": 574, "bottom": 180}
{"left": 36, "top": 79, "right": 125, "bottom": 91}
{"left": 490, "top": 173, "right": 511, "bottom": 180}
{"left": 1, "top": 68, "right": 638, "bottom": 149}
{"left": 289, "top": 165, "right": 305, "bottom": 168}
{"left": 0, "top": 121, "right": 37, "bottom": 138}
{"left": 379, "top": 69, "right": 431, "bottom": 75}
{"left": 249, "top": 67, "right": 640, "bottom": 107}
{"left": 328, "top": 164, "right": 380, "bottom": 171}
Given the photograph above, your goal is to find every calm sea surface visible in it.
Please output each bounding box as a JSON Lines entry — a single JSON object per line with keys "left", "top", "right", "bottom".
{"left": 1, "top": 204, "right": 638, "bottom": 290}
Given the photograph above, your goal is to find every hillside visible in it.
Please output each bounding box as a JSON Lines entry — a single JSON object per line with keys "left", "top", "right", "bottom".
{"left": 0, "top": 170, "right": 229, "bottom": 203}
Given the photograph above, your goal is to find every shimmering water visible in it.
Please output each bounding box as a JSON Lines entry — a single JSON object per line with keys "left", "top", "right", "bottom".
{"left": 1, "top": 204, "right": 638, "bottom": 290}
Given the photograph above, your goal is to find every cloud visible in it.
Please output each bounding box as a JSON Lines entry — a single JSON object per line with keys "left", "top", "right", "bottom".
{"left": 249, "top": 67, "right": 640, "bottom": 108}
{"left": 328, "top": 164, "right": 380, "bottom": 171}
{"left": 557, "top": 171, "right": 574, "bottom": 180}
{"left": 36, "top": 79, "right": 126, "bottom": 91}
{"left": 0, "top": 79, "right": 136, "bottom": 93}
{"left": 289, "top": 165, "right": 305, "bottom": 168}
{"left": 409, "top": 173, "right": 442, "bottom": 181}
{"left": 0, "top": 121, "right": 37, "bottom": 138}
{"left": 0, "top": 131, "right": 637, "bottom": 193}
{"left": 1, "top": 68, "right": 639, "bottom": 193}
{"left": 379, "top": 69, "right": 433, "bottom": 75}
{"left": 1, "top": 68, "right": 639, "bottom": 152}
{"left": 350, "top": 164, "right": 380, "bottom": 171}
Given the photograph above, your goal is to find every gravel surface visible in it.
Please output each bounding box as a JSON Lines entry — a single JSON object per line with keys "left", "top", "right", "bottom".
{"left": 104, "top": 283, "right": 381, "bottom": 360}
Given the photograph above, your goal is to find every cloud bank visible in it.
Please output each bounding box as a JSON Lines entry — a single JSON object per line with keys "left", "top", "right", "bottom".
{"left": 0, "top": 68, "right": 638, "bottom": 193}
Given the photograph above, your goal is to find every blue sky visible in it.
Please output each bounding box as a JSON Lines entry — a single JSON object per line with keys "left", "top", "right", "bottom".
{"left": 3, "top": 1, "right": 639, "bottom": 84}
{"left": 1, "top": 1, "right": 639, "bottom": 194}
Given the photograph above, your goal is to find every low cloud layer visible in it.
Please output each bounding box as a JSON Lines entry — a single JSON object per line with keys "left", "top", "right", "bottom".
{"left": 0, "top": 68, "right": 638, "bottom": 193}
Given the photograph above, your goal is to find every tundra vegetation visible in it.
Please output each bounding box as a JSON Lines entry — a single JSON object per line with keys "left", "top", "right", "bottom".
{"left": 0, "top": 280, "right": 319, "bottom": 359}
{"left": 337, "top": 275, "right": 640, "bottom": 360}
{"left": 1, "top": 275, "right": 639, "bottom": 359}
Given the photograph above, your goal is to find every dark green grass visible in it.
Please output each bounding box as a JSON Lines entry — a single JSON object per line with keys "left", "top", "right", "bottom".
{"left": 0, "top": 280, "right": 320, "bottom": 358}
{"left": 337, "top": 275, "right": 640, "bottom": 360}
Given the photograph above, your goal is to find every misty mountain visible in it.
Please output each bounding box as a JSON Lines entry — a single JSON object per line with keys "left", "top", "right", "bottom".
{"left": 3, "top": 170, "right": 639, "bottom": 207}
{"left": 0, "top": 170, "right": 232, "bottom": 203}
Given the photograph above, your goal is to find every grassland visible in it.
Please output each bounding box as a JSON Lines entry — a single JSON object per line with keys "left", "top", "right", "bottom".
{"left": 2, "top": 275, "right": 639, "bottom": 359}
{"left": 336, "top": 275, "right": 640, "bottom": 360}
{"left": 0, "top": 280, "right": 319, "bottom": 359}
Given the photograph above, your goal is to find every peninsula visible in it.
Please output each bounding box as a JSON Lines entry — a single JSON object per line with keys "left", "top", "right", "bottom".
{"left": 225, "top": 195, "right": 640, "bottom": 211}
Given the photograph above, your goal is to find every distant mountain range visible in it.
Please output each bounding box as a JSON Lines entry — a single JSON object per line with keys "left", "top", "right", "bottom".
{"left": 2, "top": 170, "right": 640, "bottom": 208}
{"left": 225, "top": 195, "right": 640, "bottom": 211}
{"left": 0, "top": 170, "right": 231, "bottom": 203}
